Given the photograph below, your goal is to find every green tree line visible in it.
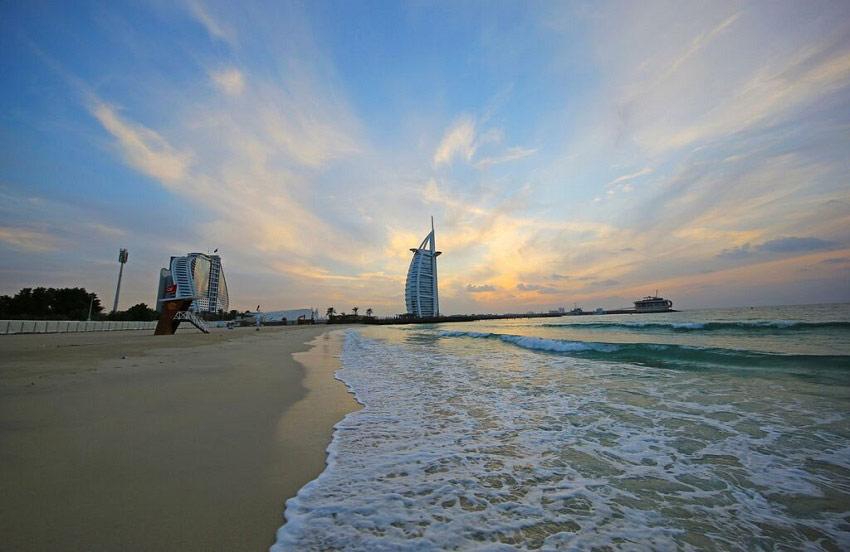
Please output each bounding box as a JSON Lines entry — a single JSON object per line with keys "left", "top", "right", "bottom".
{"left": 0, "top": 287, "right": 158, "bottom": 321}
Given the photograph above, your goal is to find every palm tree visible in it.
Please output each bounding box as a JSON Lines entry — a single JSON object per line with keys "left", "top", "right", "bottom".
{"left": 352, "top": 307, "right": 359, "bottom": 316}
{"left": 366, "top": 308, "right": 373, "bottom": 317}
{"left": 326, "top": 307, "right": 336, "bottom": 318}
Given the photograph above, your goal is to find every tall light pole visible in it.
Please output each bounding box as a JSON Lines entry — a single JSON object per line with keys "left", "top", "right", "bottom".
{"left": 112, "top": 248, "right": 129, "bottom": 314}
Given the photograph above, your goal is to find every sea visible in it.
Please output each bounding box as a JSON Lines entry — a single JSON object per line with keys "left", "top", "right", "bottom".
{"left": 272, "top": 304, "right": 850, "bottom": 551}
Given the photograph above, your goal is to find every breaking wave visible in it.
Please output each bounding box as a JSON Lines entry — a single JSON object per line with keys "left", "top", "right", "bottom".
{"left": 437, "top": 330, "right": 849, "bottom": 376}
{"left": 541, "top": 320, "right": 850, "bottom": 332}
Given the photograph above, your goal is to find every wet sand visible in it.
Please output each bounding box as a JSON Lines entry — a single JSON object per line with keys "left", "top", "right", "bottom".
{"left": 0, "top": 325, "right": 358, "bottom": 551}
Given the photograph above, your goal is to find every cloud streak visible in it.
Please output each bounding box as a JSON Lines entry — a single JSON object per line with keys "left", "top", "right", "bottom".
{"left": 608, "top": 167, "right": 651, "bottom": 189}
{"left": 718, "top": 236, "right": 836, "bottom": 259}
{"left": 434, "top": 113, "right": 535, "bottom": 170}
{"left": 466, "top": 283, "right": 495, "bottom": 293}
{"left": 474, "top": 147, "right": 537, "bottom": 169}
{"left": 0, "top": 227, "right": 61, "bottom": 253}
{"left": 185, "top": 0, "right": 236, "bottom": 46}
{"left": 433, "top": 116, "right": 477, "bottom": 166}
{"left": 91, "top": 102, "right": 194, "bottom": 187}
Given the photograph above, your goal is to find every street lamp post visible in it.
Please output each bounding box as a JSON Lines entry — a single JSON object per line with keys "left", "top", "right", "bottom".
{"left": 112, "top": 248, "right": 129, "bottom": 314}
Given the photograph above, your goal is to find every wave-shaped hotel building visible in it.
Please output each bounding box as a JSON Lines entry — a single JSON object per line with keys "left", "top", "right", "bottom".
{"left": 405, "top": 218, "right": 441, "bottom": 317}
{"left": 156, "top": 252, "right": 229, "bottom": 314}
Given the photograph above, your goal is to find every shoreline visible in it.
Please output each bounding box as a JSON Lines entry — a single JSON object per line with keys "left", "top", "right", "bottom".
{"left": 0, "top": 325, "right": 358, "bottom": 551}
{"left": 273, "top": 329, "right": 361, "bottom": 532}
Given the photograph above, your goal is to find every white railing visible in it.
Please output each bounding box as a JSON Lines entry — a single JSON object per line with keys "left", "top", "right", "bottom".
{"left": 0, "top": 320, "right": 158, "bottom": 335}
{"left": 172, "top": 310, "right": 211, "bottom": 333}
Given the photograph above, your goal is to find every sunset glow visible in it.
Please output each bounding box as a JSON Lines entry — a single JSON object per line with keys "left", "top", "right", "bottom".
{"left": 2, "top": 1, "right": 848, "bottom": 314}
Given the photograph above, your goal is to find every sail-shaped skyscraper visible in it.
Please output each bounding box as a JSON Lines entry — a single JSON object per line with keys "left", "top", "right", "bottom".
{"left": 405, "top": 218, "right": 441, "bottom": 317}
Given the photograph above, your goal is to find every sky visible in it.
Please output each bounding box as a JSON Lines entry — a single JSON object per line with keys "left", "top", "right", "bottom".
{"left": 1, "top": 0, "right": 849, "bottom": 315}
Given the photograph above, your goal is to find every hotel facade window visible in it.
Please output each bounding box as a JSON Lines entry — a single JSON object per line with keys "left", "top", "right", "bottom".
{"left": 405, "top": 219, "right": 441, "bottom": 317}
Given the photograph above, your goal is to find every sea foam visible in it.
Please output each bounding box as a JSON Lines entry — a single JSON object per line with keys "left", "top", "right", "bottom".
{"left": 272, "top": 329, "right": 850, "bottom": 551}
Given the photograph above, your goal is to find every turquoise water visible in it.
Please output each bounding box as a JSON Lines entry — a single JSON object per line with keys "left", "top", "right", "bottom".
{"left": 274, "top": 304, "right": 850, "bottom": 551}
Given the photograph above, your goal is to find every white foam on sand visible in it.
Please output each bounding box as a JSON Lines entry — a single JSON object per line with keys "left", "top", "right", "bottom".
{"left": 272, "top": 329, "right": 850, "bottom": 551}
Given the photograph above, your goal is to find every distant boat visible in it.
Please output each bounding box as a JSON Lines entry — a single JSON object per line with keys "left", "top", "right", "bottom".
{"left": 633, "top": 291, "right": 674, "bottom": 313}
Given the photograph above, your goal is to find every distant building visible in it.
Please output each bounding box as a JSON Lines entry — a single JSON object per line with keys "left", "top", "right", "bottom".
{"left": 156, "top": 252, "right": 229, "bottom": 314}
{"left": 246, "top": 308, "right": 318, "bottom": 324}
{"left": 405, "top": 218, "right": 441, "bottom": 317}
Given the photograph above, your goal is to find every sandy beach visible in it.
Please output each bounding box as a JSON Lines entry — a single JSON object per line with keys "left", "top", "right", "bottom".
{"left": 0, "top": 325, "right": 358, "bottom": 551}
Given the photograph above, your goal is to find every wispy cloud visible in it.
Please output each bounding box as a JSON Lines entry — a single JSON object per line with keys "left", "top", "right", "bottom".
{"left": 0, "top": 227, "right": 60, "bottom": 253}
{"left": 634, "top": 21, "right": 850, "bottom": 153}
{"left": 516, "top": 283, "right": 560, "bottom": 294}
{"left": 717, "top": 243, "right": 753, "bottom": 260}
{"left": 466, "top": 283, "right": 495, "bottom": 293}
{"left": 607, "top": 167, "right": 652, "bottom": 189}
{"left": 434, "top": 113, "right": 535, "bottom": 170}
{"left": 597, "top": 166, "right": 651, "bottom": 200}
{"left": 660, "top": 13, "right": 741, "bottom": 82}
{"left": 718, "top": 236, "right": 836, "bottom": 260}
{"left": 85, "top": 223, "right": 126, "bottom": 237}
{"left": 185, "top": 0, "right": 236, "bottom": 46}
{"left": 90, "top": 102, "right": 193, "bottom": 187}
{"left": 434, "top": 116, "right": 477, "bottom": 166}
{"left": 209, "top": 68, "right": 245, "bottom": 96}
{"left": 474, "top": 147, "right": 537, "bottom": 169}
{"left": 757, "top": 236, "right": 835, "bottom": 253}
{"left": 516, "top": 283, "right": 544, "bottom": 291}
